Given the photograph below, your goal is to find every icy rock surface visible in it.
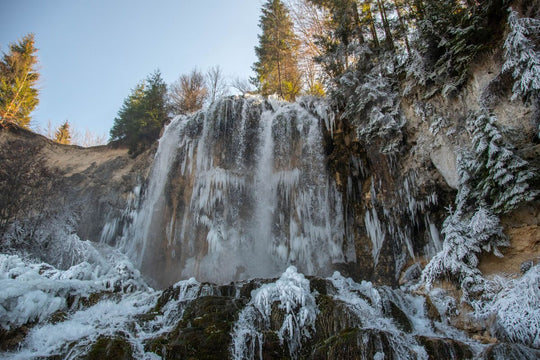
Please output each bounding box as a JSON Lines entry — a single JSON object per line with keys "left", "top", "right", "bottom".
{"left": 231, "top": 266, "right": 318, "bottom": 360}
{"left": 113, "top": 96, "right": 347, "bottom": 285}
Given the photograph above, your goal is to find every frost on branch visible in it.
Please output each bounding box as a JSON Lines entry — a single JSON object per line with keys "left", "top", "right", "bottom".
{"left": 231, "top": 266, "right": 318, "bottom": 360}
{"left": 503, "top": 9, "right": 540, "bottom": 102}
{"left": 422, "top": 208, "right": 507, "bottom": 295}
{"left": 333, "top": 55, "right": 404, "bottom": 154}
{"left": 423, "top": 111, "right": 535, "bottom": 292}
{"left": 465, "top": 111, "right": 537, "bottom": 214}
{"left": 473, "top": 265, "right": 540, "bottom": 348}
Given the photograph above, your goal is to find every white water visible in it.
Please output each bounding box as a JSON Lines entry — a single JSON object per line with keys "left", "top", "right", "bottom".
{"left": 118, "top": 96, "right": 346, "bottom": 284}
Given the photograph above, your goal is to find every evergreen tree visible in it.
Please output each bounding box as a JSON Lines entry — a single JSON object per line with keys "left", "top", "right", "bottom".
{"left": 253, "top": 0, "right": 302, "bottom": 101}
{"left": 422, "top": 207, "right": 507, "bottom": 295}
{"left": 502, "top": 9, "right": 540, "bottom": 102}
{"left": 0, "top": 34, "right": 40, "bottom": 128}
{"left": 110, "top": 70, "right": 170, "bottom": 155}
{"left": 54, "top": 120, "right": 72, "bottom": 145}
{"left": 408, "top": 0, "right": 509, "bottom": 95}
{"left": 467, "top": 111, "right": 537, "bottom": 214}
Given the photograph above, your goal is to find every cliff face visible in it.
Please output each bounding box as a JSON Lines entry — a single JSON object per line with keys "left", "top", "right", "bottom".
{"left": 0, "top": 126, "right": 153, "bottom": 267}
{"left": 0, "top": 45, "right": 539, "bottom": 360}
{"left": 326, "top": 49, "right": 539, "bottom": 286}
{"left": 0, "top": 48, "right": 537, "bottom": 285}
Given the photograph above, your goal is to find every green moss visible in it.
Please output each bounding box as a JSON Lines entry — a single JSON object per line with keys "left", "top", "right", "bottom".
{"left": 416, "top": 335, "right": 473, "bottom": 360}
{"left": 84, "top": 336, "right": 133, "bottom": 360}
{"left": 149, "top": 295, "right": 243, "bottom": 360}
{"left": 314, "top": 295, "right": 361, "bottom": 341}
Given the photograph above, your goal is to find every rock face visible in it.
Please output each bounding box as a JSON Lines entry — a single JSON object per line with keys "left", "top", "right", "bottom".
{"left": 0, "top": 126, "right": 152, "bottom": 268}
{"left": 1, "top": 45, "right": 537, "bottom": 286}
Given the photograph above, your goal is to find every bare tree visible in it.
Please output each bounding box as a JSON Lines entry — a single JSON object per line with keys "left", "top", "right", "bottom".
{"left": 74, "top": 129, "right": 107, "bottom": 147}
{"left": 206, "top": 66, "right": 229, "bottom": 103}
{"left": 284, "top": 0, "right": 329, "bottom": 94}
{"left": 170, "top": 68, "right": 208, "bottom": 115}
{"left": 231, "top": 77, "right": 256, "bottom": 96}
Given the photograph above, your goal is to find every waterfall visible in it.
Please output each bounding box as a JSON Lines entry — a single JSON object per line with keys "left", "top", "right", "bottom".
{"left": 123, "top": 96, "right": 347, "bottom": 286}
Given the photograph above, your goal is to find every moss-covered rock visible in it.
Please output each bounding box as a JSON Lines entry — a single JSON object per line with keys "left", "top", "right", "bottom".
{"left": 310, "top": 328, "right": 398, "bottom": 360}
{"left": 84, "top": 336, "right": 133, "bottom": 360}
{"left": 479, "top": 343, "right": 540, "bottom": 360}
{"left": 148, "top": 295, "right": 243, "bottom": 360}
{"left": 314, "top": 294, "right": 360, "bottom": 341}
{"left": 416, "top": 335, "right": 473, "bottom": 360}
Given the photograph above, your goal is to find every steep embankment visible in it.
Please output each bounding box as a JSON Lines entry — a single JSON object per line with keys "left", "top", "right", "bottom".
{"left": 0, "top": 126, "right": 152, "bottom": 261}
{"left": 324, "top": 47, "right": 539, "bottom": 287}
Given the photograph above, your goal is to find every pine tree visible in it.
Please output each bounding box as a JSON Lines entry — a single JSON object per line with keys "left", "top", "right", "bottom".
{"left": 502, "top": 9, "right": 540, "bottom": 102}
{"left": 409, "top": 0, "right": 508, "bottom": 95}
{"left": 422, "top": 208, "right": 507, "bottom": 294}
{"left": 110, "top": 70, "right": 170, "bottom": 155}
{"left": 253, "top": 0, "right": 302, "bottom": 101}
{"left": 467, "top": 111, "right": 537, "bottom": 214}
{"left": 0, "top": 34, "right": 40, "bottom": 128}
{"left": 54, "top": 121, "right": 72, "bottom": 145}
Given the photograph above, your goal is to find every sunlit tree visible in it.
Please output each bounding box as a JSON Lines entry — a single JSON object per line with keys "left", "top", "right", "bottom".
{"left": 170, "top": 68, "right": 208, "bottom": 114}
{"left": 54, "top": 120, "right": 72, "bottom": 145}
{"left": 110, "top": 70, "right": 170, "bottom": 155}
{"left": 0, "top": 34, "right": 39, "bottom": 128}
{"left": 253, "top": 0, "right": 302, "bottom": 101}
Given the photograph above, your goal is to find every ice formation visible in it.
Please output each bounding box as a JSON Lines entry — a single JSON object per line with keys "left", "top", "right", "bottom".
{"left": 112, "top": 96, "right": 347, "bottom": 284}
{"left": 231, "top": 266, "right": 318, "bottom": 359}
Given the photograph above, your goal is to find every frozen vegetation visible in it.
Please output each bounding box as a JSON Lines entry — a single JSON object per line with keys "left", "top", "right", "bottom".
{"left": 503, "top": 9, "right": 540, "bottom": 102}
{"left": 1, "top": 3, "right": 539, "bottom": 357}
{"left": 231, "top": 266, "right": 318, "bottom": 359}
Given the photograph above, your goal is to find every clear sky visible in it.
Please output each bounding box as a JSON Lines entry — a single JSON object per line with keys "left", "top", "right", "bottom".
{"left": 0, "top": 0, "right": 262, "bottom": 138}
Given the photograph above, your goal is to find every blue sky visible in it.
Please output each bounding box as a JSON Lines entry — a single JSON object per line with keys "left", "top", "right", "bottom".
{"left": 0, "top": 0, "right": 262, "bottom": 138}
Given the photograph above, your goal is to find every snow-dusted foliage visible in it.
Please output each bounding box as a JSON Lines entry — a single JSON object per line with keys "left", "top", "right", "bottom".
{"left": 466, "top": 111, "right": 537, "bottom": 214}
{"left": 0, "top": 252, "right": 147, "bottom": 330}
{"left": 333, "top": 54, "right": 404, "bottom": 153}
{"left": 422, "top": 208, "right": 507, "bottom": 294}
{"left": 231, "top": 266, "right": 318, "bottom": 359}
{"left": 0, "top": 207, "right": 98, "bottom": 270}
{"left": 473, "top": 264, "right": 540, "bottom": 348}
{"left": 425, "top": 110, "right": 536, "bottom": 292}
{"left": 503, "top": 9, "right": 540, "bottom": 101}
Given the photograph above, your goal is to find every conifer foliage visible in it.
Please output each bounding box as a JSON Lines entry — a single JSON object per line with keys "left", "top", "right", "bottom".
{"left": 54, "top": 121, "right": 72, "bottom": 145}
{"left": 423, "top": 111, "right": 537, "bottom": 291}
{"left": 464, "top": 111, "right": 537, "bottom": 214}
{"left": 422, "top": 207, "right": 507, "bottom": 295}
{"left": 0, "top": 34, "right": 40, "bottom": 128}
{"left": 110, "top": 70, "right": 170, "bottom": 156}
{"left": 253, "top": 0, "right": 302, "bottom": 101}
{"left": 503, "top": 8, "right": 540, "bottom": 102}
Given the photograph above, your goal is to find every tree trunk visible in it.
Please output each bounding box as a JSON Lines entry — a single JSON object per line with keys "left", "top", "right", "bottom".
{"left": 376, "top": 0, "right": 394, "bottom": 50}
{"left": 393, "top": 0, "right": 411, "bottom": 55}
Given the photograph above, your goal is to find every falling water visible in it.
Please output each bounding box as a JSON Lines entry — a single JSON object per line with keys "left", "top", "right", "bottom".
{"left": 120, "top": 96, "right": 347, "bottom": 286}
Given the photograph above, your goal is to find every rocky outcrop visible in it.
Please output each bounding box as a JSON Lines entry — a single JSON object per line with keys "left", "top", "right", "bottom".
{"left": 0, "top": 125, "right": 153, "bottom": 266}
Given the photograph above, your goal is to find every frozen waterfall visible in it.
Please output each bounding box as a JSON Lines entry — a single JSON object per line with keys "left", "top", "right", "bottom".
{"left": 117, "top": 96, "right": 349, "bottom": 286}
